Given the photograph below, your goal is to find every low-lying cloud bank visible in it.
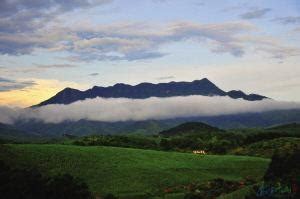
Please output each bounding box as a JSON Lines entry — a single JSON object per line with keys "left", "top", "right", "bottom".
{"left": 1, "top": 96, "right": 300, "bottom": 124}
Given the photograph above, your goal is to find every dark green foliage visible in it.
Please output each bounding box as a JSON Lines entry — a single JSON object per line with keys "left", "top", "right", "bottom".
{"left": 158, "top": 123, "right": 245, "bottom": 154}
{"left": 0, "top": 161, "right": 93, "bottom": 199}
{"left": 231, "top": 137, "right": 300, "bottom": 158}
{"left": 72, "top": 122, "right": 300, "bottom": 155}
{"left": 159, "top": 138, "right": 172, "bottom": 150}
{"left": 267, "top": 122, "right": 300, "bottom": 133}
{"left": 243, "top": 131, "right": 300, "bottom": 145}
{"left": 159, "top": 122, "right": 300, "bottom": 154}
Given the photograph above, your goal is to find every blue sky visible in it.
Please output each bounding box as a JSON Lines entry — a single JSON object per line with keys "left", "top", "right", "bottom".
{"left": 0, "top": 0, "right": 300, "bottom": 106}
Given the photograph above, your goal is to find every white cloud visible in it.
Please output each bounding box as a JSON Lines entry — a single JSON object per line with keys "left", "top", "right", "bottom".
{"left": 1, "top": 96, "right": 299, "bottom": 124}
{"left": 1, "top": 19, "right": 298, "bottom": 61}
{"left": 272, "top": 16, "right": 300, "bottom": 25}
{"left": 240, "top": 8, "right": 271, "bottom": 19}
{"left": 0, "top": 77, "right": 36, "bottom": 92}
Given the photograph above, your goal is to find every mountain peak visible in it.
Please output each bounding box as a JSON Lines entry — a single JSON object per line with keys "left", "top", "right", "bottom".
{"left": 199, "top": 77, "right": 210, "bottom": 82}
{"left": 192, "top": 78, "right": 212, "bottom": 84}
{"left": 60, "top": 87, "right": 80, "bottom": 93}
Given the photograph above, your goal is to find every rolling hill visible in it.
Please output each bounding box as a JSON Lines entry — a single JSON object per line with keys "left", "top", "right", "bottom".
{"left": 0, "top": 144, "right": 270, "bottom": 198}
{"left": 159, "top": 122, "right": 223, "bottom": 136}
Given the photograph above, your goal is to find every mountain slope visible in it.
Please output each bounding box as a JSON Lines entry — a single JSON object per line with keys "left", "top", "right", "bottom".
{"left": 35, "top": 78, "right": 267, "bottom": 106}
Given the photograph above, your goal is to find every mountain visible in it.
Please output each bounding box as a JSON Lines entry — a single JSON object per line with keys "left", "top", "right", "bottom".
{"left": 35, "top": 78, "right": 267, "bottom": 106}
{"left": 159, "top": 122, "right": 223, "bottom": 136}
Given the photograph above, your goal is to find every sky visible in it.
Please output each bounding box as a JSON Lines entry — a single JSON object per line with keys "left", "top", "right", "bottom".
{"left": 0, "top": 0, "right": 300, "bottom": 107}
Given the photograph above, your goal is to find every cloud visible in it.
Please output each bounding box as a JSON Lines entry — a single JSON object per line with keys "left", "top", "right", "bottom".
{"left": 0, "top": 33, "right": 49, "bottom": 55}
{"left": 0, "top": 96, "right": 299, "bottom": 124}
{"left": 35, "top": 63, "right": 78, "bottom": 69}
{"left": 0, "top": 4, "right": 299, "bottom": 62}
{"left": 89, "top": 73, "right": 99, "bottom": 76}
{"left": 0, "top": 0, "right": 113, "bottom": 33}
{"left": 31, "top": 21, "right": 258, "bottom": 61}
{"left": 0, "top": 0, "right": 113, "bottom": 55}
{"left": 2, "top": 20, "right": 256, "bottom": 59}
{"left": 0, "top": 77, "right": 36, "bottom": 92}
{"left": 0, "top": 64, "right": 79, "bottom": 74}
{"left": 235, "top": 35, "right": 300, "bottom": 60}
{"left": 272, "top": 16, "right": 300, "bottom": 25}
{"left": 0, "top": 106, "right": 20, "bottom": 124}
{"left": 156, "top": 76, "right": 175, "bottom": 80}
{"left": 240, "top": 8, "right": 271, "bottom": 19}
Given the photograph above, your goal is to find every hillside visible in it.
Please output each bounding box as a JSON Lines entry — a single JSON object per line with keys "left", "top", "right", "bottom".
{"left": 159, "top": 122, "right": 223, "bottom": 136}
{"left": 0, "top": 144, "right": 269, "bottom": 198}
{"left": 35, "top": 78, "right": 267, "bottom": 106}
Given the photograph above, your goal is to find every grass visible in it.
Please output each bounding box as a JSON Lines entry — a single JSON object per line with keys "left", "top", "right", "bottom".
{"left": 0, "top": 144, "right": 270, "bottom": 197}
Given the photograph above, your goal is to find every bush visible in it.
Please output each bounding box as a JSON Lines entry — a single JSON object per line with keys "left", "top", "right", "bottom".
{"left": 0, "top": 161, "right": 93, "bottom": 199}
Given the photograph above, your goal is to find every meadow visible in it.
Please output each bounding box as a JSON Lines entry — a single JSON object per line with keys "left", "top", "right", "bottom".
{"left": 0, "top": 144, "right": 270, "bottom": 198}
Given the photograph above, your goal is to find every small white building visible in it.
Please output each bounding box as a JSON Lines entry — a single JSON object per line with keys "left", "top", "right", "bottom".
{"left": 192, "top": 150, "right": 206, "bottom": 155}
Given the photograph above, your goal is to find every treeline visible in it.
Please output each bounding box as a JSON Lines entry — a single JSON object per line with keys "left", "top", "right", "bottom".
{"left": 73, "top": 129, "right": 300, "bottom": 154}
{"left": 73, "top": 135, "right": 158, "bottom": 149}
{"left": 242, "top": 131, "right": 300, "bottom": 145}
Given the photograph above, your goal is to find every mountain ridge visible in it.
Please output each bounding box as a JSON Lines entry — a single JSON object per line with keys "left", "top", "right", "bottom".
{"left": 35, "top": 78, "right": 267, "bottom": 107}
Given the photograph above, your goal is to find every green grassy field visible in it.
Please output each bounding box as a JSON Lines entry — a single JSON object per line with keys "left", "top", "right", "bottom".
{"left": 0, "top": 144, "right": 270, "bottom": 198}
